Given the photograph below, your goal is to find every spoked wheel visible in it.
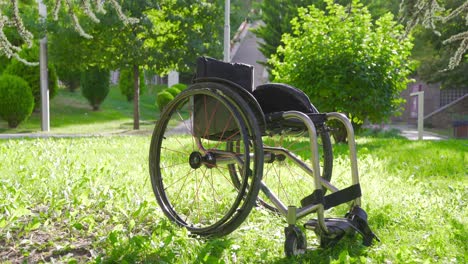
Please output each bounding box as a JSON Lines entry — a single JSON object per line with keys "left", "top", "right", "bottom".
{"left": 149, "top": 85, "right": 263, "bottom": 237}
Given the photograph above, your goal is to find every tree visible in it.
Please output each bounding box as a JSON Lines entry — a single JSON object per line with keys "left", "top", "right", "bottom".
{"left": 270, "top": 0, "right": 414, "bottom": 141}
{"left": 119, "top": 67, "right": 146, "bottom": 101}
{"left": 252, "top": 0, "right": 317, "bottom": 70}
{"left": 144, "top": 0, "right": 224, "bottom": 72}
{"left": 0, "top": 0, "right": 138, "bottom": 64}
{"left": 398, "top": 0, "right": 468, "bottom": 70}
{"left": 400, "top": 0, "right": 468, "bottom": 87}
{"left": 80, "top": 67, "right": 110, "bottom": 111}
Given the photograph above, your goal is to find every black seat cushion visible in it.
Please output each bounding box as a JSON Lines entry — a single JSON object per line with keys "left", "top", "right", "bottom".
{"left": 253, "top": 83, "right": 317, "bottom": 114}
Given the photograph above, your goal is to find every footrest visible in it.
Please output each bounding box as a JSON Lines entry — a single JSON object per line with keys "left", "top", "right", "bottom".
{"left": 304, "top": 218, "right": 357, "bottom": 248}
{"left": 304, "top": 206, "right": 380, "bottom": 248}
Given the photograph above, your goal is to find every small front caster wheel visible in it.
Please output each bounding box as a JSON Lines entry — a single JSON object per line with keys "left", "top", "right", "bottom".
{"left": 284, "top": 226, "right": 307, "bottom": 257}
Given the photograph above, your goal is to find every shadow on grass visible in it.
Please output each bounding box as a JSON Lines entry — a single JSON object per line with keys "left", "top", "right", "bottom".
{"left": 270, "top": 236, "right": 370, "bottom": 264}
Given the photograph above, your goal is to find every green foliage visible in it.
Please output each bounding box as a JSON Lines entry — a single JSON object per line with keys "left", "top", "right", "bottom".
{"left": 145, "top": 0, "right": 224, "bottom": 73}
{"left": 80, "top": 67, "right": 110, "bottom": 111}
{"left": 118, "top": 68, "right": 146, "bottom": 102}
{"left": 253, "top": 0, "right": 401, "bottom": 71}
{"left": 3, "top": 45, "right": 59, "bottom": 108}
{"left": 56, "top": 66, "right": 81, "bottom": 92}
{"left": 0, "top": 56, "right": 8, "bottom": 74}
{"left": 0, "top": 85, "right": 159, "bottom": 134}
{"left": 252, "top": 0, "right": 317, "bottom": 69}
{"left": 165, "top": 87, "right": 180, "bottom": 97}
{"left": 410, "top": 0, "right": 468, "bottom": 88}
{"left": 270, "top": 0, "right": 414, "bottom": 128}
{"left": 156, "top": 91, "right": 174, "bottom": 112}
{"left": 0, "top": 74, "right": 34, "bottom": 128}
{"left": 170, "top": 83, "right": 187, "bottom": 91}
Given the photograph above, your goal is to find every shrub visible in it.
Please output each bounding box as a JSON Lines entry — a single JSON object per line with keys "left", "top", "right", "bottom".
{"left": 0, "top": 56, "right": 8, "bottom": 74}
{"left": 4, "top": 45, "right": 58, "bottom": 109}
{"left": 56, "top": 66, "right": 80, "bottom": 92}
{"left": 80, "top": 67, "right": 110, "bottom": 111}
{"left": 170, "top": 83, "right": 187, "bottom": 91}
{"left": 270, "top": 1, "right": 414, "bottom": 142}
{"left": 165, "top": 87, "right": 181, "bottom": 97}
{"left": 0, "top": 74, "right": 34, "bottom": 128}
{"left": 154, "top": 84, "right": 168, "bottom": 92}
{"left": 119, "top": 68, "right": 146, "bottom": 101}
{"left": 156, "top": 91, "right": 174, "bottom": 112}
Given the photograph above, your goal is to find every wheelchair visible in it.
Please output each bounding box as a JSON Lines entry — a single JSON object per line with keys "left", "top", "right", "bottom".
{"left": 149, "top": 57, "right": 379, "bottom": 256}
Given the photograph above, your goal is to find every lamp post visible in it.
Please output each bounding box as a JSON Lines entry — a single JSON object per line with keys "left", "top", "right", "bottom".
{"left": 224, "top": 0, "right": 230, "bottom": 62}
{"left": 37, "top": 0, "right": 50, "bottom": 131}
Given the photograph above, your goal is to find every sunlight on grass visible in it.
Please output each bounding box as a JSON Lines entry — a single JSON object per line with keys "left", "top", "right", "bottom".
{"left": 0, "top": 86, "right": 159, "bottom": 134}
{"left": 0, "top": 135, "right": 466, "bottom": 263}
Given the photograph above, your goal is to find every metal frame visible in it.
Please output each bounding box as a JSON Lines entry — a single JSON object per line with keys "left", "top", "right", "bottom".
{"left": 257, "top": 111, "right": 360, "bottom": 234}
{"left": 194, "top": 109, "right": 361, "bottom": 235}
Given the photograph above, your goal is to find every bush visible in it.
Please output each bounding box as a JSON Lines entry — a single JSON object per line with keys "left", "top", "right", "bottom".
{"left": 170, "top": 83, "right": 187, "bottom": 91}
{"left": 0, "top": 56, "right": 8, "bottom": 74}
{"left": 80, "top": 67, "right": 110, "bottom": 111}
{"left": 119, "top": 68, "right": 146, "bottom": 101}
{"left": 270, "top": 0, "right": 414, "bottom": 142}
{"left": 156, "top": 91, "right": 174, "bottom": 112}
{"left": 165, "top": 87, "right": 181, "bottom": 97}
{"left": 3, "top": 45, "right": 58, "bottom": 109}
{"left": 56, "top": 66, "right": 80, "bottom": 92}
{"left": 0, "top": 74, "right": 34, "bottom": 128}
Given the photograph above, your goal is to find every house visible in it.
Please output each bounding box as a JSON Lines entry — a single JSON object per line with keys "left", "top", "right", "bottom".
{"left": 395, "top": 79, "right": 468, "bottom": 138}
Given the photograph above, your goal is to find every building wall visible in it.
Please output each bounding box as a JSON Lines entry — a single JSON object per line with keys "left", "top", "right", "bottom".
{"left": 395, "top": 80, "right": 440, "bottom": 123}
{"left": 425, "top": 96, "right": 468, "bottom": 129}
{"left": 395, "top": 79, "right": 468, "bottom": 129}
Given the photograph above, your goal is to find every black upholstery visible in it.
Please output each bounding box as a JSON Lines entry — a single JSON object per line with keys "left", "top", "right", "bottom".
{"left": 253, "top": 83, "right": 318, "bottom": 114}
{"left": 196, "top": 57, "right": 254, "bottom": 93}
{"left": 194, "top": 57, "right": 266, "bottom": 133}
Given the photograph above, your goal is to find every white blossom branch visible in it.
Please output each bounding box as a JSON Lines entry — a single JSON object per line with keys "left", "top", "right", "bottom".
{"left": 399, "top": 0, "right": 468, "bottom": 69}
{"left": 10, "top": 0, "right": 34, "bottom": 47}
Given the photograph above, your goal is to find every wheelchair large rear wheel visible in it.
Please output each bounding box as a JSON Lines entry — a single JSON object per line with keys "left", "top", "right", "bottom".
{"left": 149, "top": 86, "right": 263, "bottom": 236}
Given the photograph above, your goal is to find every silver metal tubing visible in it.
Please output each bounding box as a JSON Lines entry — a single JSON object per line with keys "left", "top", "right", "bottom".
{"left": 263, "top": 146, "right": 339, "bottom": 193}
{"left": 210, "top": 150, "right": 244, "bottom": 167}
{"left": 195, "top": 137, "right": 207, "bottom": 154}
{"left": 287, "top": 206, "right": 297, "bottom": 225}
{"left": 282, "top": 111, "right": 328, "bottom": 233}
{"left": 296, "top": 203, "right": 320, "bottom": 219}
{"left": 260, "top": 182, "right": 288, "bottom": 216}
{"left": 326, "top": 112, "right": 361, "bottom": 206}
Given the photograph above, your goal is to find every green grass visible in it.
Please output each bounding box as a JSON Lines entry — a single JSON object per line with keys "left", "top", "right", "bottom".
{"left": 0, "top": 85, "right": 162, "bottom": 134}
{"left": 0, "top": 133, "right": 466, "bottom": 263}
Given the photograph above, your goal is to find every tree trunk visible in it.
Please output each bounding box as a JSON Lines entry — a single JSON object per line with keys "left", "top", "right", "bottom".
{"left": 133, "top": 65, "right": 140, "bottom": 130}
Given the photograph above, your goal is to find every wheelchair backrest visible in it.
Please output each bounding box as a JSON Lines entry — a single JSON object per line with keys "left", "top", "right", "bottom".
{"left": 196, "top": 57, "right": 254, "bottom": 93}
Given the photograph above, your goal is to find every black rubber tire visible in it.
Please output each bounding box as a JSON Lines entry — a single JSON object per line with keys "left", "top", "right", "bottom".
{"left": 284, "top": 227, "right": 307, "bottom": 257}
{"left": 149, "top": 84, "right": 263, "bottom": 237}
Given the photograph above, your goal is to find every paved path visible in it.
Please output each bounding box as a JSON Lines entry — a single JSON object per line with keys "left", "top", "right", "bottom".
{"left": 377, "top": 123, "right": 448, "bottom": 140}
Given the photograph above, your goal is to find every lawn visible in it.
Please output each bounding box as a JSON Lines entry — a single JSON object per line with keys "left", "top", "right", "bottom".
{"left": 0, "top": 85, "right": 164, "bottom": 135}
{"left": 0, "top": 133, "right": 466, "bottom": 263}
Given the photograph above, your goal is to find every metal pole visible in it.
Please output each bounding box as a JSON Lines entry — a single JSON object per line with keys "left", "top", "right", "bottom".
{"left": 223, "top": 0, "right": 230, "bottom": 62}
{"left": 38, "top": 0, "right": 50, "bottom": 131}
{"left": 410, "top": 91, "right": 424, "bottom": 140}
